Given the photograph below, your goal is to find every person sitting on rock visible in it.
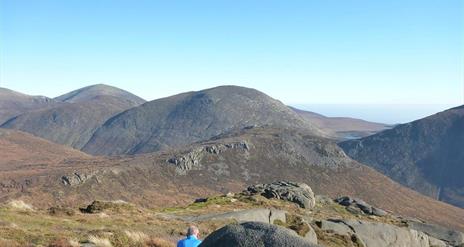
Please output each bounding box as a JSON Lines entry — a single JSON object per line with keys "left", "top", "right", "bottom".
{"left": 177, "top": 225, "right": 202, "bottom": 247}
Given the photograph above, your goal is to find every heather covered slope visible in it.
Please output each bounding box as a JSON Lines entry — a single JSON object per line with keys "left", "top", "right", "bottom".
{"left": 2, "top": 127, "right": 463, "bottom": 231}
{"left": 340, "top": 105, "right": 464, "bottom": 208}
{"left": 0, "top": 88, "right": 58, "bottom": 125}
{"left": 291, "top": 107, "right": 391, "bottom": 140}
{"left": 83, "top": 86, "right": 325, "bottom": 155}
{"left": 0, "top": 128, "right": 90, "bottom": 173}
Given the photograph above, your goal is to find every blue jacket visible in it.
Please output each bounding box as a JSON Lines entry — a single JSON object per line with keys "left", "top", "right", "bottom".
{"left": 177, "top": 235, "right": 202, "bottom": 247}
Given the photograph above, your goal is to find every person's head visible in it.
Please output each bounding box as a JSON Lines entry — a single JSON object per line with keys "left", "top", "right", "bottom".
{"left": 187, "top": 225, "right": 200, "bottom": 238}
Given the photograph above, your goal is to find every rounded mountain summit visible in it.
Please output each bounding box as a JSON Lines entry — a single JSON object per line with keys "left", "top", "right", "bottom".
{"left": 83, "top": 85, "right": 325, "bottom": 155}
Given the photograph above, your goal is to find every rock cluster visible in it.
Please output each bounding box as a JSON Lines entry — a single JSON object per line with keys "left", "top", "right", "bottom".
{"left": 335, "top": 196, "right": 387, "bottom": 216}
{"left": 200, "top": 222, "right": 320, "bottom": 247}
{"left": 167, "top": 141, "right": 249, "bottom": 175}
{"left": 61, "top": 171, "right": 96, "bottom": 186}
{"left": 245, "top": 181, "right": 316, "bottom": 209}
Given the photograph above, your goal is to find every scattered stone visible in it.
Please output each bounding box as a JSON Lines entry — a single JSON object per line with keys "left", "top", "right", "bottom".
{"left": 200, "top": 222, "right": 321, "bottom": 247}
{"left": 245, "top": 181, "right": 316, "bottom": 209}
{"left": 335, "top": 196, "right": 387, "bottom": 216}
{"left": 194, "top": 198, "right": 208, "bottom": 203}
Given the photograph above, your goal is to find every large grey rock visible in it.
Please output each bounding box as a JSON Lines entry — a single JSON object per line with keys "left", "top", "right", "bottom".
{"left": 315, "top": 220, "right": 353, "bottom": 236}
{"left": 246, "top": 181, "right": 316, "bottom": 209}
{"left": 199, "top": 222, "right": 320, "bottom": 247}
{"left": 315, "top": 219, "right": 448, "bottom": 247}
{"left": 407, "top": 221, "right": 464, "bottom": 246}
{"left": 186, "top": 208, "right": 286, "bottom": 224}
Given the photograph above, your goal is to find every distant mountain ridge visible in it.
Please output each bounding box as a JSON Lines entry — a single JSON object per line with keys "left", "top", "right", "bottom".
{"left": 1, "top": 84, "right": 146, "bottom": 149}
{"left": 82, "top": 85, "right": 326, "bottom": 155}
{"left": 290, "top": 107, "right": 391, "bottom": 140}
{"left": 340, "top": 105, "right": 464, "bottom": 208}
{"left": 0, "top": 88, "right": 59, "bottom": 125}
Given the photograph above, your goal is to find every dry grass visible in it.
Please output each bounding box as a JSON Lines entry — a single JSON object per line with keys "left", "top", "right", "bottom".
{"left": 124, "top": 231, "right": 149, "bottom": 243}
{"left": 88, "top": 235, "right": 113, "bottom": 247}
{"left": 7, "top": 200, "right": 34, "bottom": 211}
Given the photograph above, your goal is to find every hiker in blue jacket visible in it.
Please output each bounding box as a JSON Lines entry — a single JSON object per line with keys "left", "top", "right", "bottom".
{"left": 177, "top": 225, "right": 202, "bottom": 247}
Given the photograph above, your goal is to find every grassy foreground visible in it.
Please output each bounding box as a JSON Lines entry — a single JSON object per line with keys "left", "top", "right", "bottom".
{"left": 0, "top": 193, "right": 404, "bottom": 247}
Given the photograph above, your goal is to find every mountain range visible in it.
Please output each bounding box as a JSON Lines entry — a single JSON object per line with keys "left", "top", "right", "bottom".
{"left": 0, "top": 84, "right": 463, "bottom": 234}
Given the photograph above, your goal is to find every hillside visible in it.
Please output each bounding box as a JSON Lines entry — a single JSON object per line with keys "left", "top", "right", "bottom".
{"left": 82, "top": 85, "right": 325, "bottom": 155}
{"left": 2, "top": 127, "right": 463, "bottom": 231}
{"left": 0, "top": 88, "right": 58, "bottom": 125}
{"left": 291, "top": 107, "right": 391, "bottom": 140}
{"left": 340, "top": 105, "right": 464, "bottom": 208}
{"left": 0, "top": 128, "right": 90, "bottom": 173}
{"left": 1, "top": 95, "right": 143, "bottom": 149}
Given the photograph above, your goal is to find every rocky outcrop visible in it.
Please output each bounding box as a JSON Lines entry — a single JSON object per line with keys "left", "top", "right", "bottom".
{"left": 245, "top": 181, "right": 316, "bottom": 209}
{"left": 335, "top": 196, "right": 387, "bottom": 216}
{"left": 61, "top": 171, "right": 97, "bottom": 186}
{"left": 167, "top": 141, "right": 249, "bottom": 175}
{"left": 199, "top": 222, "right": 320, "bottom": 247}
{"left": 315, "top": 219, "right": 450, "bottom": 247}
{"left": 79, "top": 200, "right": 132, "bottom": 214}
{"left": 407, "top": 220, "right": 464, "bottom": 246}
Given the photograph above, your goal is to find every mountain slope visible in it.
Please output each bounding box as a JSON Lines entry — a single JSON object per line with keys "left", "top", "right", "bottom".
{"left": 55, "top": 83, "right": 146, "bottom": 105}
{"left": 0, "top": 88, "right": 58, "bottom": 125}
{"left": 1, "top": 95, "right": 142, "bottom": 149}
{"left": 2, "top": 127, "right": 464, "bottom": 231}
{"left": 0, "top": 128, "right": 89, "bottom": 172}
{"left": 339, "top": 105, "right": 464, "bottom": 208}
{"left": 291, "top": 107, "right": 391, "bottom": 140}
{"left": 83, "top": 86, "right": 325, "bottom": 155}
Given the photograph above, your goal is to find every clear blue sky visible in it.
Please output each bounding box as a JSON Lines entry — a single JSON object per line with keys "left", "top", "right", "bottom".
{"left": 1, "top": 1, "right": 463, "bottom": 114}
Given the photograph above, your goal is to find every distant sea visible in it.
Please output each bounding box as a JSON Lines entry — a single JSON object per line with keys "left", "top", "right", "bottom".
{"left": 291, "top": 104, "right": 459, "bottom": 125}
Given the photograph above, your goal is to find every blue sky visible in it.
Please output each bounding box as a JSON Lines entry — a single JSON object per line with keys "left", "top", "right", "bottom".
{"left": 1, "top": 0, "right": 463, "bottom": 122}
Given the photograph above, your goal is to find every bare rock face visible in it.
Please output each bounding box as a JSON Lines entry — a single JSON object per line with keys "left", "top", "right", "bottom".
{"left": 315, "top": 219, "right": 449, "bottom": 247}
{"left": 61, "top": 171, "right": 97, "bottom": 186}
{"left": 245, "top": 181, "right": 316, "bottom": 209}
{"left": 166, "top": 141, "right": 249, "bottom": 175}
{"left": 407, "top": 220, "right": 464, "bottom": 246}
{"left": 199, "top": 222, "right": 320, "bottom": 247}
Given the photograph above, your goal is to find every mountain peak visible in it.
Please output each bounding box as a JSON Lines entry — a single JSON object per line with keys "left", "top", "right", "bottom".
{"left": 83, "top": 85, "right": 325, "bottom": 155}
